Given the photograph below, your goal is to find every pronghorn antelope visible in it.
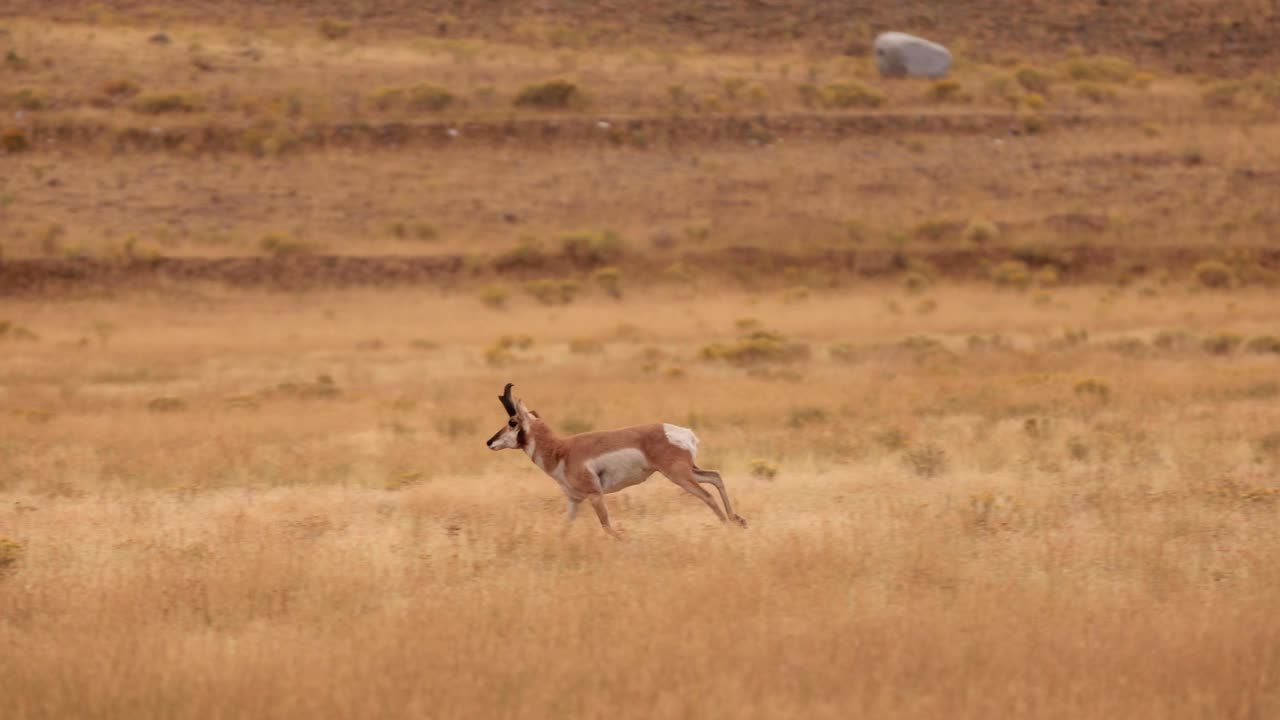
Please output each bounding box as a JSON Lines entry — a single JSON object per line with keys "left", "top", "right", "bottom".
{"left": 486, "top": 383, "right": 747, "bottom": 536}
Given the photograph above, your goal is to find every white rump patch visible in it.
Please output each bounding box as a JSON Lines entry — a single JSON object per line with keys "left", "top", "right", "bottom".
{"left": 663, "top": 424, "right": 699, "bottom": 458}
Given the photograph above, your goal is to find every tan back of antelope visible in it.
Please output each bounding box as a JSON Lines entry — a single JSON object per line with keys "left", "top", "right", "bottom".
{"left": 486, "top": 383, "right": 747, "bottom": 536}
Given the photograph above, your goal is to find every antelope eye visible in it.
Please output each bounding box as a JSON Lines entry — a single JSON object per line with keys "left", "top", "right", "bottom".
{"left": 508, "top": 420, "right": 517, "bottom": 427}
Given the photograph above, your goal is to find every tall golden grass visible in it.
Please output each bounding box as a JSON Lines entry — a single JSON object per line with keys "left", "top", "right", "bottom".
{"left": 2, "top": 287, "right": 1279, "bottom": 718}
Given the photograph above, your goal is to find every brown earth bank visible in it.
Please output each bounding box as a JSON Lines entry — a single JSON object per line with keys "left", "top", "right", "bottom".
{"left": 3, "top": 244, "right": 1277, "bottom": 296}
{"left": 14, "top": 111, "right": 1126, "bottom": 155}
{"left": 5, "top": 0, "right": 1278, "bottom": 76}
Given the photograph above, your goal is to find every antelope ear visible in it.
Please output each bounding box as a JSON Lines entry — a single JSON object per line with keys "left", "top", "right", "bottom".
{"left": 516, "top": 399, "right": 533, "bottom": 420}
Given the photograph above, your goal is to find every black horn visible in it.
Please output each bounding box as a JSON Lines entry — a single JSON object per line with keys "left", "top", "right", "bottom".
{"left": 498, "top": 383, "right": 516, "bottom": 416}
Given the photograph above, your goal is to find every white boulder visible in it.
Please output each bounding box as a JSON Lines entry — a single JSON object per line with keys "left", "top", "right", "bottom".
{"left": 874, "top": 32, "right": 952, "bottom": 78}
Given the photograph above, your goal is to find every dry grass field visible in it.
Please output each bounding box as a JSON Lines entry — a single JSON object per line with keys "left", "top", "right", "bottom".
{"left": 3, "top": 2, "right": 1280, "bottom": 718}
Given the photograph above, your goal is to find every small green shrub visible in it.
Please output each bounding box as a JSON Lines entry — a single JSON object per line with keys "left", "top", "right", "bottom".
{"left": 1076, "top": 82, "right": 1116, "bottom": 103}
{"left": 1015, "top": 65, "right": 1054, "bottom": 94}
{"left": 480, "top": 285, "right": 509, "bottom": 309}
{"left": 514, "top": 79, "right": 579, "bottom": 109}
{"left": 4, "top": 50, "right": 29, "bottom": 71}
{"left": 568, "top": 338, "right": 604, "bottom": 355}
{"left": 926, "top": 79, "right": 967, "bottom": 103}
{"left": 1240, "top": 263, "right": 1280, "bottom": 287}
{"left": 1, "top": 128, "right": 29, "bottom": 153}
{"left": 0, "top": 321, "right": 39, "bottom": 342}
{"left": 749, "top": 459, "right": 779, "bottom": 480}
{"left": 1074, "top": 378, "right": 1111, "bottom": 401}
{"left": 912, "top": 218, "right": 958, "bottom": 242}
{"left": 525, "top": 278, "right": 579, "bottom": 305}
{"left": 1105, "top": 337, "right": 1151, "bottom": 358}
{"left": 1202, "top": 331, "right": 1243, "bottom": 356}
{"left": 102, "top": 79, "right": 141, "bottom": 99}
{"left": 132, "top": 93, "right": 197, "bottom": 114}
{"left": 3, "top": 89, "right": 49, "bottom": 111}
{"left": 1193, "top": 260, "right": 1236, "bottom": 289}
{"left": 0, "top": 536, "right": 24, "bottom": 574}
{"left": 1063, "top": 56, "right": 1135, "bottom": 83}
{"left": 700, "top": 330, "right": 810, "bottom": 365}
{"left": 484, "top": 344, "right": 515, "bottom": 366}
{"left": 562, "top": 230, "right": 624, "bottom": 264}
{"left": 1245, "top": 335, "right": 1280, "bottom": 354}
{"left": 962, "top": 218, "right": 999, "bottom": 244}
{"left": 492, "top": 240, "right": 547, "bottom": 270}
{"left": 369, "top": 87, "right": 405, "bottom": 111}
{"left": 407, "top": 85, "right": 455, "bottom": 111}
{"left": 1153, "top": 330, "right": 1196, "bottom": 352}
{"left": 781, "top": 286, "right": 810, "bottom": 303}
{"left": 372, "top": 85, "right": 455, "bottom": 112}
{"left": 147, "top": 396, "right": 187, "bottom": 413}
{"left": 903, "top": 443, "right": 947, "bottom": 478}
{"left": 821, "top": 81, "right": 885, "bottom": 108}
{"left": 260, "top": 234, "right": 314, "bottom": 257}
{"left": 592, "top": 266, "right": 622, "bottom": 298}
{"left": 829, "top": 342, "right": 859, "bottom": 363}
{"left": 786, "top": 406, "right": 827, "bottom": 428}
{"left": 319, "top": 18, "right": 352, "bottom": 40}
{"left": 1066, "top": 436, "right": 1090, "bottom": 461}
{"left": 990, "top": 260, "right": 1031, "bottom": 289}
{"left": 902, "top": 271, "right": 930, "bottom": 293}
{"left": 875, "top": 427, "right": 909, "bottom": 451}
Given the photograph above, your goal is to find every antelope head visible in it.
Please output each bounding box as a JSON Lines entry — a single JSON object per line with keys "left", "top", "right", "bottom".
{"left": 486, "top": 382, "right": 530, "bottom": 450}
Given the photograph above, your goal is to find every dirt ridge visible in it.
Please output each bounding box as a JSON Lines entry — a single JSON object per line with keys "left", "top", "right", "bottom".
{"left": 12, "top": 111, "right": 1130, "bottom": 155}
{"left": 3, "top": 245, "right": 1276, "bottom": 296}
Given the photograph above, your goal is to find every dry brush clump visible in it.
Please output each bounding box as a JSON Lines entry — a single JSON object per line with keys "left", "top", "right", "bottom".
{"left": 699, "top": 329, "right": 810, "bottom": 366}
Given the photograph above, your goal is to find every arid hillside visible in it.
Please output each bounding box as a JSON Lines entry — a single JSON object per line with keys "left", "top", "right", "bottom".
{"left": 6, "top": 0, "right": 1280, "bottom": 75}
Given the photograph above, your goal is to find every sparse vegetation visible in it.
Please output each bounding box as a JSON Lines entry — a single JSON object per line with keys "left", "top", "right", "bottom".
{"left": 1201, "top": 331, "right": 1243, "bottom": 356}
{"left": 903, "top": 443, "right": 947, "bottom": 478}
{"left": 1015, "top": 65, "right": 1054, "bottom": 95}
{"left": 480, "top": 284, "right": 509, "bottom": 308}
{"left": 1245, "top": 335, "right": 1280, "bottom": 354}
{"left": 0, "top": 536, "right": 23, "bottom": 574}
{"left": 700, "top": 329, "right": 810, "bottom": 365}
{"left": 749, "top": 458, "right": 779, "bottom": 479}
{"left": 1074, "top": 378, "right": 1111, "bottom": 401}
{"left": 1062, "top": 56, "right": 1135, "bottom": 83}
{"left": 1193, "top": 260, "right": 1236, "bottom": 289}
{"left": 821, "top": 81, "right": 885, "bottom": 108}
{"left": 991, "top": 260, "right": 1032, "bottom": 289}
{"left": 2, "top": 128, "right": 30, "bottom": 153}
{"left": 568, "top": 337, "right": 604, "bottom": 354}
{"left": 926, "top": 79, "right": 967, "bottom": 103}
{"left": 525, "top": 278, "right": 579, "bottom": 305}
{"left": 514, "top": 79, "right": 579, "bottom": 109}
{"left": 132, "top": 92, "right": 197, "bottom": 114}
{"left": 319, "top": 18, "right": 352, "bottom": 40}
{"left": 592, "top": 266, "right": 622, "bottom": 298}
{"left": 260, "top": 233, "right": 314, "bottom": 257}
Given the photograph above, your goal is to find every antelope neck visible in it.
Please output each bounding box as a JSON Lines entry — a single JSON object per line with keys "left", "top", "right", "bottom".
{"left": 523, "top": 422, "right": 566, "bottom": 469}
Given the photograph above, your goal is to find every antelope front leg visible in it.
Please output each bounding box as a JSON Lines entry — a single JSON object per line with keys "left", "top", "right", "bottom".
{"left": 587, "top": 494, "right": 622, "bottom": 539}
{"left": 559, "top": 498, "right": 581, "bottom": 536}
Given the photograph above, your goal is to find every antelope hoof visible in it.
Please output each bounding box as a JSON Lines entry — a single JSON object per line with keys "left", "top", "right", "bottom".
{"left": 732, "top": 515, "right": 748, "bottom": 528}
